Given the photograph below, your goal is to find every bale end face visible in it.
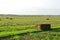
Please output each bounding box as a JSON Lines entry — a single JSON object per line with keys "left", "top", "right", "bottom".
{"left": 40, "top": 24, "right": 51, "bottom": 31}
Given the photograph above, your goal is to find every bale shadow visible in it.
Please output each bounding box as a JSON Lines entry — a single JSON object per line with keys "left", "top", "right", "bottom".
{"left": 50, "top": 27, "right": 60, "bottom": 32}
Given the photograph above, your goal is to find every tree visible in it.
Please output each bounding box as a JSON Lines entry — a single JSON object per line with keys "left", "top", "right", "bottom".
{"left": 46, "top": 18, "right": 49, "bottom": 20}
{"left": 10, "top": 18, "right": 13, "bottom": 20}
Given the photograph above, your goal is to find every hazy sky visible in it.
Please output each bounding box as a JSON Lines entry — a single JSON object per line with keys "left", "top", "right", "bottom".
{"left": 0, "top": 0, "right": 60, "bottom": 15}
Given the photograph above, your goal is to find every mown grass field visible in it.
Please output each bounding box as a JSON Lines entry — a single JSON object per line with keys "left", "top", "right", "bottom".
{"left": 0, "top": 15, "right": 60, "bottom": 40}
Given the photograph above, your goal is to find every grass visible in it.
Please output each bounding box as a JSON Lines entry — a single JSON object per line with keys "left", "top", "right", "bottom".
{"left": 0, "top": 29, "right": 39, "bottom": 37}
{"left": 0, "top": 15, "right": 60, "bottom": 40}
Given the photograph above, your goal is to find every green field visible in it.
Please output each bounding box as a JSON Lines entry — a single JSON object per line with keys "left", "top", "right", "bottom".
{"left": 0, "top": 15, "right": 60, "bottom": 40}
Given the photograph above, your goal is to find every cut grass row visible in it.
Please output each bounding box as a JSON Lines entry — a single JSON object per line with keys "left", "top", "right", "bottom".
{"left": 0, "top": 24, "right": 60, "bottom": 38}
{"left": 0, "top": 25, "right": 34, "bottom": 31}
{"left": 0, "top": 25, "right": 38, "bottom": 38}
{"left": 0, "top": 29, "right": 40, "bottom": 38}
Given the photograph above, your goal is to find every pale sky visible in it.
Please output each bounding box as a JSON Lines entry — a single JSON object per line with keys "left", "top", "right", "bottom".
{"left": 0, "top": 0, "right": 60, "bottom": 15}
